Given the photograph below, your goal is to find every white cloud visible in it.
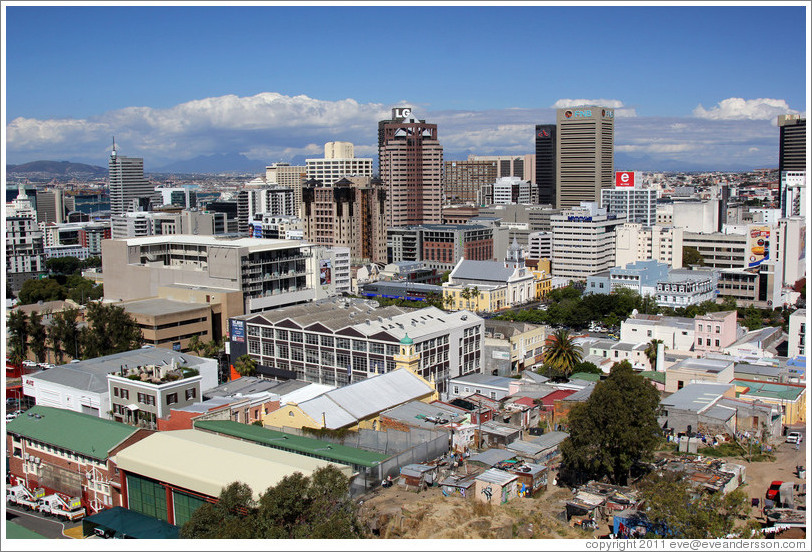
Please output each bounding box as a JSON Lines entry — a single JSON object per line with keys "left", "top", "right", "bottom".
{"left": 4, "top": 92, "right": 789, "bottom": 172}
{"left": 551, "top": 98, "right": 637, "bottom": 118}
{"left": 692, "top": 97, "right": 800, "bottom": 121}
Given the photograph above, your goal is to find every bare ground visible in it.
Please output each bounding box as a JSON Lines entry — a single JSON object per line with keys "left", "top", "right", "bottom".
{"left": 357, "top": 432, "right": 806, "bottom": 539}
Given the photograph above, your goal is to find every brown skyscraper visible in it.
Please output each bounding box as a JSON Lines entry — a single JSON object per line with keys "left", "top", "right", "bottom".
{"left": 378, "top": 108, "right": 443, "bottom": 227}
{"left": 555, "top": 106, "right": 614, "bottom": 209}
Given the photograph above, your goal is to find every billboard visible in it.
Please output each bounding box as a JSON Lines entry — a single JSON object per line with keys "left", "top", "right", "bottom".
{"left": 230, "top": 319, "right": 245, "bottom": 343}
{"left": 320, "top": 259, "right": 332, "bottom": 286}
{"left": 615, "top": 171, "right": 636, "bottom": 188}
{"left": 747, "top": 226, "right": 771, "bottom": 267}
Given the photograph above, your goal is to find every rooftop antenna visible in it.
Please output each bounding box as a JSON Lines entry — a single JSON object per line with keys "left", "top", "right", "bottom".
{"left": 111, "top": 136, "right": 117, "bottom": 157}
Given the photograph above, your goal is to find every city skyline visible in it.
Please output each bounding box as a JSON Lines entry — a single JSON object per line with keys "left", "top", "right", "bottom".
{"left": 4, "top": 3, "right": 809, "bottom": 172}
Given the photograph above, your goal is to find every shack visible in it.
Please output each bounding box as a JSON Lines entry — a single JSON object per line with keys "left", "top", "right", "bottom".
{"left": 474, "top": 468, "right": 518, "bottom": 505}
{"left": 398, "top": 464, "right": 437, "bottom": 491}
{"left": 438, "top": 474, "right": 476, "bottom": 499}
{"left": 507, "top": 463, "right": 547, "bottom": 497}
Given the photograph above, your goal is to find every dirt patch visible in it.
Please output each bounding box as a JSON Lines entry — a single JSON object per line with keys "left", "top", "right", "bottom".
{"left": 357, "top": 481, "right": 594, "bottom": 539}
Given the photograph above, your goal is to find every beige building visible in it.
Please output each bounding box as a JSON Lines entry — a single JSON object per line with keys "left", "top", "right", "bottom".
{"left": 118, "top": 298, "right": 212, "bottom": 353}
{"left": 556, "top": 106, "right": 614, "bottom": 209}
{"left": 102, "top": 234, "right": 318, "bottom": 315}
{"left": 664, "top": 358, "right": 735, "bottom": 394}
{"left": 615, "top": 223, "right": 684, "bottom": 269}
{"left": 551, "top": 203, "right": 626, "bottom": 279}
{"left": 265, "top": 163, "right": 307, "bottom": 216}
{"left": 306, "top": 142, "right": 373, "bottom": 185}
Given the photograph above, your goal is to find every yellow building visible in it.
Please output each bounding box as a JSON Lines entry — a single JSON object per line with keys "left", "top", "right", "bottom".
{"left": 733, "top": 379, "right": 806, "bottom": 426}
{"left": 263, "top": 348, "right": 438, "bottom": 431}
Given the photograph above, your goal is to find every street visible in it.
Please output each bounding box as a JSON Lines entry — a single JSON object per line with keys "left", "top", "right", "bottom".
{"left": 5, "top": 504, "right": 81, "bottom": 539}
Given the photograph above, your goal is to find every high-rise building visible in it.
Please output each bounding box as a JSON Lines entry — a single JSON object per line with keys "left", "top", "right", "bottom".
{"left": 556, "top": 106, "right": 614, "bottom": 209}
{"left": 467, "top": 154, "right": 535, "bottom": 183}
{"left": 443, "top": 159, "right": 498, "bottom": 203}
{"left": 480, "top": 176, "right": 532, "bottom": 205}
{"left": 301, "top": 177, "right": 388, "bottom": 264}
{"left": 35, "top": 188, "right": 66, "bottom": 224}
{"left": 108, "top": 141, "right": 153, "bottom": 216}
{"left": 237, "top": 187, "right": 296, "bottom": 234}
{"left": 777, "top": 114, "right": 806, "bottom": 217}
{"left": 535, "top": 124, "right": 556, "bottom": 205}
{"left": 550, "top": 202, "right": 625, "bottom": 279}
{"left": 305, "top": 142, "right": 373, "bottom": 185}
{"left": 6, "top": 185, "right": 46, "bottom": 291}
{"left": 265, "top": 163, "right": 307, "bottom": 216}
{"left": 378, "top": 108, "right": 443, "bottom": 227}
{"left": 600, "top": 172, "right": 657, "bottom": 226}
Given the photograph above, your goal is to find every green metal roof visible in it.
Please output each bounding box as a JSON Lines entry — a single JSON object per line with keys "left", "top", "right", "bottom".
{"left": 569, "top": 372, "right": 601, "bottom": 382}
{"left": 193, "top": 420, "right": 388, "bottom": 467}
{"left": 639, "top": 371, "right": 666, "bottom": 384}
{"left": 6, "top": 406, "right": 139, "bottom": 461}
{"left": 733, "top": 379, "right": 805, "bottom": 401}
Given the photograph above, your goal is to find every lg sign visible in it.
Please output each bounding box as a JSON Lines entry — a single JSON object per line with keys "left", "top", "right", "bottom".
{"left": 616, "top": 171, "right": 635, "bottom": 187}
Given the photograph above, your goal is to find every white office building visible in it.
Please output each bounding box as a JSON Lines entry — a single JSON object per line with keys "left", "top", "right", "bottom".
{"left": 551, "top": 202, "right": 626, "bottom": 279}
{"left": 306, "top": 142, "right": 373, "bottom": 185}
{"left": 600, "top": 187, "right": 657, "bottom": 226}
{"left": 615, "top": 223, "right": 684, "bottom": 269}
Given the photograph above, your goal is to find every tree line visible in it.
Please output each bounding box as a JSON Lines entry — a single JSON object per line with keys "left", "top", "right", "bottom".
{"left": 6, "top": 302, "right": 142, "bottom": 365}
{"left": 180, "top": 465, "right": 361, "bottom": 539}
{"left": 11, "top": 256, "right": 104, "bottom": 305}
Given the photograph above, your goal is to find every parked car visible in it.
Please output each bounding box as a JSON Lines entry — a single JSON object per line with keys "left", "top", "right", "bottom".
{"left": 786, "top": 431, "right": 803, "bottom": 444}
{"left": 766, "top": 480, "right": 783, "bottom": 502}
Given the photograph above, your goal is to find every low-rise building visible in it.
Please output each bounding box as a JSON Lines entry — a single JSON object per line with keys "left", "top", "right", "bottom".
{"left": 732, "top": 379, "right": 806, "bottom": 426}
{"left": 229, "top": 299, "right": 483, "bottom": 393}
{"left": 447, "top": 374, "right": 514, "bottom": 401}
{"left": 261, "top": 368, "right": 438, "bottom": 431}
{"left": 664, "top": 358, "right": 735, "bottom": 394}
{"left": 112, "top": 429, "right": 353, "bottom": 526}
{"left": 788, "top": 309, "right": 806, "bottom": 359}
{"left": 694, "top": 311, "right": 739, "bottom": 353}
{"left": 6, "top": 406, "right": 152, "bottom": 515}
{"left": 117, "top": 298, "right": 211, "bottom": 353}
{"left": 621, "top": 313, "right": 695, "bottom": 352}
{"left": 655, "top": 269, "right": 717, "bottom": 308}
{"left": 108, "top": 363, "right": 205, "bottom": 429}
{"left": 22, "top": 348, "right": 218, "bottom": 420}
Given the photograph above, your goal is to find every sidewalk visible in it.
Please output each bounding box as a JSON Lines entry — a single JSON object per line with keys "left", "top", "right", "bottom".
{"left": 64, "top": 525, "right": 85, "bottom": 539}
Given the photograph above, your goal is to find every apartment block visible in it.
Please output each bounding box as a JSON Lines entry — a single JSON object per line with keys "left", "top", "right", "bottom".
{"left": 615, "top": 223, "right": 683, "bottom": 269}
{"left": 443, "top": 159, "right": 498, "bottom": 203}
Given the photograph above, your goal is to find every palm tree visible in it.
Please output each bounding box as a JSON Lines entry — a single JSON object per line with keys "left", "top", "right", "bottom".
{"left": 187, "top": 334, "right": 204, "bottom": 355}
{"left": 644, "top": 339, "right": 664, "bottom": 371}
{"left": 470, "top": 287, "right": 480, "bottom": 311}
{"left": 542, "top": 328, "right": 583, "bottom": 379}
{"left": 460, "top": 287, "right": 471, "bottom": 310}
{"left": 233, "top": 354, "right": 257, "bottom": 377}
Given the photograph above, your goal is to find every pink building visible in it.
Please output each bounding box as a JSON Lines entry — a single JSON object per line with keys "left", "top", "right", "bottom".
{"left": 694, "top": 311, "right": 738, "bottom": 353}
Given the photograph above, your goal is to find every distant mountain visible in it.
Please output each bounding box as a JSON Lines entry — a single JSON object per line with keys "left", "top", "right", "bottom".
{"left": 613, "top": 152, "right": 756, "bottom": 173}
{"left": 152, "top": 153, "right": 266, "bottom": 175}
{"left": 6, "top": 160, "right": 107, "bottom": 179}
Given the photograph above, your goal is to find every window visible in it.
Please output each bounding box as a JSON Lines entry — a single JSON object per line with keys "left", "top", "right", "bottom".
{"left": 453, "top": 386, "right": 459, "bottom": 394}
{"left": 166, "top": 393, "right": 178, "bottom": 405}
{"left": 113, "top": 387, "right": 119, "bottom": 397}
{"left": 715, "top": 326, "right": 721, "bottom": 334}
{"left": 490, "top": 392, "right": 497, "bottom": 399}
{"left": 715, "top": 340, "right": 720, "bottom": 347}
{"left": 185, "top": 388, "right": 197, "bottom": 401}
{"left": 677, "top": 381, "right": 684, "bottom": 390}
{"left": 698, "top": 324, "right": 703, "bottom": 332}
{"left": 697, "top": 338, "right": 702, "bottom": 345}
{"left": 706, "top": 339, "right": 711, "bottom": 346}
{"left": 120, "top": 389, "right": 129, "bottom": 400}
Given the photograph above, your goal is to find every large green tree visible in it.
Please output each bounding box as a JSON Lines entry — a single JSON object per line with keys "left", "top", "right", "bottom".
{"left": 49, "top": 308, "right": 81, "bottom": 363}
{"left": 682, "top": 246, "right": 706, "bottom": 266}
{"left": 79, "top": 302, "right": 142, "bottom": 359}
{"left": 560, "top": 360, "right": 661, "bottom": 485}
{"left": 233, "top": 354, "right": 257, "bottom": 377}
{"left": 542, "top": 328, "right": 583, "bottom": 378}
{"left": 639, "top": 472, "right": 751, "bottom": 538}
{"left": 28, "top": 311, "right": 48, "bottom": 363}
{"left": 7, "top": 309, "right": 30, "bottom": 364}
{"left": 181, "top": 466, "right": 361, "bottom": 539}
{"left": 18, "top": 277, "right": 67, "bottom": 304}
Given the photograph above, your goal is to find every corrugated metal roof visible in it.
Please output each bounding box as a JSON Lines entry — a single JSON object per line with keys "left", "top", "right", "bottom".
{"left": 112, "top": 430, "right": 353, "bottom": 500}
{"left": 660, "top": 383, "right": 733, "bottom": 412}
{"left": 6, "top": 406, "right": 138, "bottom": 461}
{"left": 321, "top": 369, "right": 435, "bottom": 420}
{"left": 380, "top": 400, "right": 465, "bottom": 428}
{"left": 468, "top": 449, "right": 516, "bottom": 466}
{"left": 192, "top": 420, "right": 387, "bottom": 467}
{"left": 476, "top": 468, "right": 518, "bottom": 485}
{"left": 528, "top": 431, "right": 569, "bottom": 451}
{"left": 451, "top": 260, "right": 516, "bottom": 282}
{"left": 296, "top": 395, "right": 356, "bottom": 429}
{"left": 451, "top": 373, "right": 513, "bottom": 389}
{"left": 506, "top": 440, "right": 544, "bottom": 456}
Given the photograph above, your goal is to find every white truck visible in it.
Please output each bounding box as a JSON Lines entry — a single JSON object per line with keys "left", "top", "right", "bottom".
{"left": 36, "top": 493, "right": 86, "bottom": 521}
{"left": 6, "top": 484, "right": 45, "bottom": 510}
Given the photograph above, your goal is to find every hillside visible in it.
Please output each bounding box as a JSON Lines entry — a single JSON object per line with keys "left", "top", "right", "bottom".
{"left": 7, "top": 160, "right": 107, "bottom": 180}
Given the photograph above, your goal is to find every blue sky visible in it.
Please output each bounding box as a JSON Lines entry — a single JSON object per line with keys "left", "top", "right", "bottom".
{"left": 4, "top": 3, "right": 809, "bottom": 171}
